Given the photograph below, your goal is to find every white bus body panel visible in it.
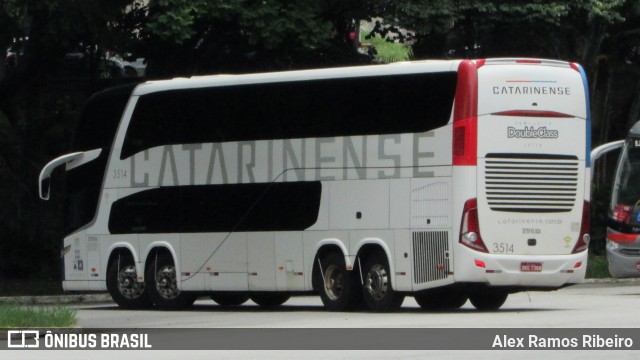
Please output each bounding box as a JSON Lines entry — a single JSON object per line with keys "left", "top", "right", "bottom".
{"left": 452, "top": 61, "right": 589, "bottom": 286}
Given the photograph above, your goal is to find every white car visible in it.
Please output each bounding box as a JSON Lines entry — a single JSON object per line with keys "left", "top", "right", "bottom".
{"left": 107, "top": 56, "right": 146, "bottom": 77}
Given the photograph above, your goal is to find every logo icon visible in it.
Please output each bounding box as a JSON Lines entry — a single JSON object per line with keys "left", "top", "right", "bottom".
{"left": 7, "top": 330, "right": 40, "bottom": 348}
{"left": 508, "top": 126, "right": 559, "bottom": 139}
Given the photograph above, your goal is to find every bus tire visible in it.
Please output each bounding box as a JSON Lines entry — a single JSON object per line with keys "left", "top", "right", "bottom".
{"left": 315, "top": 252, "right": 362, "bottom": 311}
{"left": 249, "top": 292, "right": 290, "bottom": 307}
{"left": 211, "top": 293, "right": 249, "bottom": 306}
{"left": 414, "top": 288, "right": 468, "bottom": 310}
{"left": 469, "top": 290, "right": 508, "bottom": 311}
{"left": 362, "top": 252, "right": 404, "bottom": 312}
{"left": 146, "top": 252, "right": 196, "bottom": 310}
{"left": 106, "top": 253, "right": 152, "bottom": 309}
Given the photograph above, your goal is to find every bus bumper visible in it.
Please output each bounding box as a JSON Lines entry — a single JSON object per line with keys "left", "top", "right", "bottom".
{"left": 453, "top": 245, "right": 588, "bottom": 288}
{"left": 606, "top": 240, "right": 640, "bottom": 278}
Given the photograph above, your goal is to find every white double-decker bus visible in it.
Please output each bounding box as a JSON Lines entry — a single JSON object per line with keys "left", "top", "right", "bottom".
{"left": 40, "top": 58, "right": 591, "bottom": 311}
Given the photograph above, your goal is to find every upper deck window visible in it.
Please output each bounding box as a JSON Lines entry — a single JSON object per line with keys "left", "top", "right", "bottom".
{"left": 121, "top": 72, "right": 457, "bottom": 159}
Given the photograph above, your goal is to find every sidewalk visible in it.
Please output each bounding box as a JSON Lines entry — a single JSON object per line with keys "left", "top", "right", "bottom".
{"left": 2, "top": 278, "right": 639, "bottom": 305}
{"left": 0, "top": 293, "right": 112, "bottom": 305}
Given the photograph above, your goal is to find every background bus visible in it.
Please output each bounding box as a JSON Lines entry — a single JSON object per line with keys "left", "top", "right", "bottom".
{"left": 607, "top": 120, "right": 640, "bottom": 277}
{"left": 39, "top": 58, "right": 590, "bottom": 311}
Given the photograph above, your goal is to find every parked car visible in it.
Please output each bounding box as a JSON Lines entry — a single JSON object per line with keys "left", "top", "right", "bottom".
{"left": 106, "top": 55, "right": 146, "bottom": 78}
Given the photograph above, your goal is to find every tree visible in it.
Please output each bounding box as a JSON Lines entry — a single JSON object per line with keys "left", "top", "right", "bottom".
{"left": 1, "top": 0, "right": 639, "bottom": 283}
{"left": 140, "top": 0, "right": 374, "bottom": 76}
{"left": 0, "top": 0, "right": 142, "bottom": 281}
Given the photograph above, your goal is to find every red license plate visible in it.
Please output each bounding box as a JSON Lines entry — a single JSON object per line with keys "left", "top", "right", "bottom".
{"left": 521, "top": 262, "right": 542, "bottom": 272}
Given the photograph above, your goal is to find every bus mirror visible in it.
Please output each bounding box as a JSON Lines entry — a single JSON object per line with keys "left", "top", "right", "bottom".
{"left": 40, "top": 177, "right": 51, "bottom": 200}
{"left": 38, "top": 149, "right": 102, "bottom": 200}
{"left": 591, "top": 140, "right": 624, "bottom": 168}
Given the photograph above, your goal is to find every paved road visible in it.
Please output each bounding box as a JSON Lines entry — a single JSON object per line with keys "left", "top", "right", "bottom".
{"left": 7, "top": 282, "right": 640, "bottom": 359}
{"left": 74, "top": 282, "right": 640, "bottom": 328}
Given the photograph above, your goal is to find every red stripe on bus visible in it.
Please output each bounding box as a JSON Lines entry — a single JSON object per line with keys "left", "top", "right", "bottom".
{"left": 453, "top": 60, "right": 479, "bottom": 166}
{"left": 607, "top": 233, "right": 639, "bottom": 243}
{"left": 492, "top": 110, "right": 574, "bottom": 118}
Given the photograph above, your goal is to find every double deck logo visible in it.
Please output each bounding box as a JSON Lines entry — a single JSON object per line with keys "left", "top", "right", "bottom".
{"left": 7, "top": 330, "right": 40, "bottom": 348}
{"left": 507, "top": 126, "right": 559, "bottom": 139}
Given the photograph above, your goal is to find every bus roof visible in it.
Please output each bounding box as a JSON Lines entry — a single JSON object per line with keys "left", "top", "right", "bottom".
{"left": 132, "top": 58, "right": 578, "bottom": 96}
{"left": 133, "top": 60, "right": 461, "bottom": 96}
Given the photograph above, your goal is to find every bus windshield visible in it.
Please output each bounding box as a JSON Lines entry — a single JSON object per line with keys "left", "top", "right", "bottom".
{"left": 610, "top": 139, "right": 640, "bottom": 225}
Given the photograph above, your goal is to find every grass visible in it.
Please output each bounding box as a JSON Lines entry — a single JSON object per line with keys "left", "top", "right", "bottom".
{"left": 362, "top": 35, "right": 413, "bottom": 63}
{"left": 0, "top": 302, "right": 77, "bottom": 328}
{"left": 586, "top": 254, "right": 611, "bottom": 279}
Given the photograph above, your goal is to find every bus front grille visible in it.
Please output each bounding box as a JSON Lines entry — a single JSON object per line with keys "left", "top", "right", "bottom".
{"left": 412, "top": 231, "right": 449, "bottom": 284}
{"left": 484, "top": 153, "right": 579, "bottom": 213}
{"left": 618, "top": 248, "right": 640, "bottom": 256}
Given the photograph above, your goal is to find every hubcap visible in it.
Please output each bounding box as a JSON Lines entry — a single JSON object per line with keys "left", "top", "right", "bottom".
{"left": 118, "top": 266, "right": 144, "bottom": 299}
{"left": 155, "top": 265, "right": 179, "bottom": 300}
{"left": 323, "top": 264, "right": 344, "bottom": 301}
{"left": 365, "top": 264, "right": 388, "bottom": 301}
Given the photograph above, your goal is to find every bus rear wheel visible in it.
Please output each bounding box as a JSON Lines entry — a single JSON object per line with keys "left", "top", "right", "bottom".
{"left": 211, "top": 293, "right": 249, "bottom": 306}
{"left": 414, "top": 288, "right": 468, "bottom": 310}
{"left": 315, "top": 252, "right": 362, "bottom": 311}
{"left": 249, "top": 292, "right": 290, "bottom": 307}
{"left": 146, "top": 252, "right": 196, "bottom": 310}
{"left": 107, "top": 253, "right": 152, "bottom": 309}
{"left": 362, "top": 252, "right": 404, "bottom": 312}
{"left": 469, "top": 289, "right": 508, "bottom": 311}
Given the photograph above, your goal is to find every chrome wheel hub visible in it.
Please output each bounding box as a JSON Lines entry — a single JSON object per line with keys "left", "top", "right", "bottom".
{"left": 118, "top": 266, "right": 144, "bottom": 299}
{"left": 324, "top": 264, "right": 344, "bottom": 301}
{"left": 155, "top": 265, "right": 179, "bottom": 300}
{"left": 365, "top": 264, "right": 388, "bottom": 301}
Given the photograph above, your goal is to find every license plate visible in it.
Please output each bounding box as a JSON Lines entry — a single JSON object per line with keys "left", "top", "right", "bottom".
{"left": 521, "top": 262, "right": 542, "bottom": 272}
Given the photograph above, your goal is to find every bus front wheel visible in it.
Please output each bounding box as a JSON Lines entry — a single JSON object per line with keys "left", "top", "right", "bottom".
{"left": 361, "top": 252, "right": 404, "bottom": 312}
{"left": 107, "top": 253, "right": 152, "bottom": 309}
{"left": 469, "top": 289, "right": 508, "bottom": 311}
{"left": 146, "top": 252, "right": 196, "bottom": 310}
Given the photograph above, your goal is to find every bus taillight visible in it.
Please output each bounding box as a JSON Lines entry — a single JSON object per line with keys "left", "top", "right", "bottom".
{"left": 492, "top": 110, "right": 573, "bottom": 118}
{"left": 516, "top": 59, "right": 542, "bottom": 64}
{"left": 460, "top": 198, "right": 488, "bottom": 253}
{"left": 572, "top": 201, "right": 591, "bottom": 253}
{"left": 453, "top": 118, "right": 478, "bottom": 165}
{"left": 453, "top": 60, "right": 479, "bottom": 166}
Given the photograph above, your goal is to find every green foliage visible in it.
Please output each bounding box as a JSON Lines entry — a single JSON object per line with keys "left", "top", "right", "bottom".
{"left": 364, "top": 36, "right": 412, "bottom": 63}
{"left": 586, "top": 254, "right": 611, "bottom": 279}
{"left": 142, "top": 0, "right": 344, "bottom": 75}
{"left": 1, "top": 0, "right": 640, "bottom": 285}
{"left": 584, "top": 0, "right": 627, "bottom": 23}
{"left": 145, "top": 0, "right": 206, "bottom": 44}
{"left": 381, "top": 0, "right": 627, "bottom": 60}
{"left": 0, "top": 302, "right": 76, "bottom": 328}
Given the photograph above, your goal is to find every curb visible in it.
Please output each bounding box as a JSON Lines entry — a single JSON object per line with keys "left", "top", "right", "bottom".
{"left": 0, "top": 293, "right": 113, "bottom": 305}
{"left": 584, "top": 277, "right": 640, "bottom": 285}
